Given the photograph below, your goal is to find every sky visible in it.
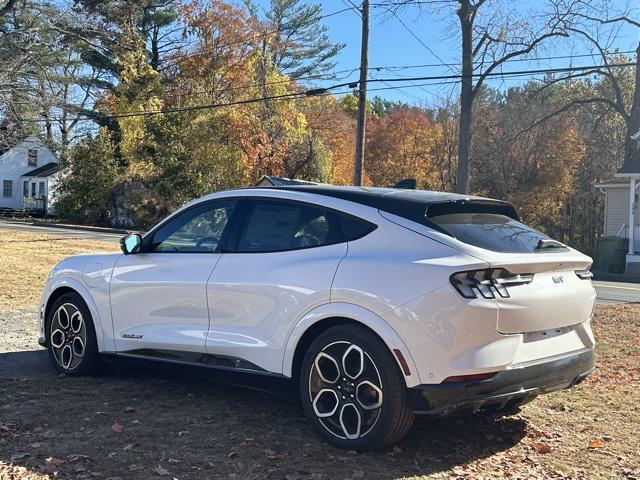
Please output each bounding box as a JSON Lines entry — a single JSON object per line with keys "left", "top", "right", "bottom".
{"left": 277, "top": 0, "right": 639, "bottom": 105}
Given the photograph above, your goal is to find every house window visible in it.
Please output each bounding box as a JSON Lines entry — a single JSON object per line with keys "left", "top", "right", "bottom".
{"left": 31, "top": 182, "right": 36, "bottom": 197}
{"left": 38, "top": 181, "right": 45, "bottom": 198}
{"left": 28, "top": 149, "right": 38, "bottom": 166}
{"left": 23, "top": 180, "right": 28, "bottom": 197}
{"left": 3, "top": 180, "right": 13, "bottom": 198}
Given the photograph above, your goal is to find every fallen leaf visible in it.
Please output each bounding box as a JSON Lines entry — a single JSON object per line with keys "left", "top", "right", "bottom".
{"left": 132, "top": 419, "right": 141, "bottom": 425}
{"left": 264, "top": 448, "right": 287, "bottom": 459}
{"left": 353, "top": 470, "right": 365, "bottom": 478}
{"left": 392, "top": 446, "right": 402, "bottom": 454}
{"left": 285, "top": 474, "right": 299, "bottom": 480}
{"left": 10, "top": 453, "right": 30, "bottom": 462}
{"left": 122, "top": 443, "right": 136, "bottom": 451}
{"left": 124, "top": 406, "right": 135, "bottom": 413}
{"left": 45, "top": 457, "right": 65, "bottom": 467}
{"left": 43, "top": 456, "right": 66, "bottom": 473}
{"left": 531, "top": 442, "right": 552, "bottom": 454}
{"left": 177, "top": 430, "right": 188, "bottom": 437}
{"left": 153, "top": 464, "right": 169, "bottom": 476}
{"left": 588, "top": 438, "right": 603, "bottom": 449}
{"left": 111, "top": 422, "right": 123, "bottom": 433}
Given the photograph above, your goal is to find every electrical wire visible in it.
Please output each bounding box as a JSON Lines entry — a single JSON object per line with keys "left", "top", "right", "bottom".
{"left": 17, "top": 61, "right": 635, "bottom": 123}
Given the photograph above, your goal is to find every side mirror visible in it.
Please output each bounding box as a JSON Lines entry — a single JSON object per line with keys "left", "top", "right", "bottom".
{"left": 120, "top": 233, "right": 142, "bottom": 255}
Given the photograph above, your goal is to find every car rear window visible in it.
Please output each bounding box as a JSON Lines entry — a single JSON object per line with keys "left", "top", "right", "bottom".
{"left": 429, "top": 212, "right": 560, "bottom": 253}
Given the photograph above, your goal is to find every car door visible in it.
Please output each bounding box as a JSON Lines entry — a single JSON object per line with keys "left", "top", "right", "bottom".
{"left": 206, "top": 198, "right": 348, "bottom": 374}
{"left": 110, "top": 199, "right": 237, "bottom": 354}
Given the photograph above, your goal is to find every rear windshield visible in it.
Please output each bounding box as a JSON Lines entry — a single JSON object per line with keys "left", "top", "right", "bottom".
{"left": 430, "top": 212, "right": 561, "bottom": 253}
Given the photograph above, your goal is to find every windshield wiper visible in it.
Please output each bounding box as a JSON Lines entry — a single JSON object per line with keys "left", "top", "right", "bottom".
{"left": 535, "top": 238, "right": 566, "bottom": 250}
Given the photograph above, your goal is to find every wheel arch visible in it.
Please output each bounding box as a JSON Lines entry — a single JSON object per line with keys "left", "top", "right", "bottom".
{"left": 43, "top": 279, "right": 107, "bottom": 351}
{"left": 283, "top": 303, "right": 421, "bottom": 387}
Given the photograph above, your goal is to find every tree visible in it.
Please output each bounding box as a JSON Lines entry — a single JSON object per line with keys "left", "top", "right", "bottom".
{"left": 0, "top": 0, "right": 63, "bottom": 150}
{"left": 385, "top": 0, "right": 580, "bottom": 193}
{"left": 531, "top": 1, "right": 640, "bottom": 173}
{"left": 471, "top": 84, "right": 586, "bottom": 239}
{"left": 244, "top": 0, "right": 344, "bottom": 80}
{"left": 56, "top": 131, "right": 119, "bottom": 225}
{"left": 366, "top": 107, "right": 440, "bottom": 188}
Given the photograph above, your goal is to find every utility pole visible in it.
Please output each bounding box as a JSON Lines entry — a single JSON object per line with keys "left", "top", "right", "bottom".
{"left": 353, "top": 0, "right": 369, "bottom": 186}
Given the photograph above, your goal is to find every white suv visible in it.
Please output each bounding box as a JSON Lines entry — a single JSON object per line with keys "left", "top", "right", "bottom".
{"left": 39, "top": 186, "right": 596, "bottom": 450}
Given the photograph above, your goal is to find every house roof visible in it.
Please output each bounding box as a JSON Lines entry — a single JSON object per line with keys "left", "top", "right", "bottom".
{"left": 22, "top": 162, "right": 61, "bottom": 177}
{"left": 617, "top": 154, "right": 640, "bottom": 174}
{"left": 257, "top": 175, "right": 316, "bottom": 187}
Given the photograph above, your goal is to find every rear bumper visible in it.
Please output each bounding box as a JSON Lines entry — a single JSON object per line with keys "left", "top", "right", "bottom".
{"left": 410, "top": 347, "right": 594, "bottom": 415}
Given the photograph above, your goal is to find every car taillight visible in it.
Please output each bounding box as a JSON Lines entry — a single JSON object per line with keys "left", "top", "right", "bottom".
{"left": 575, "top": 269, "right": 593, "bottom": 280}
{"left": 449, "top": 269, "right": 534, "bottom": 299}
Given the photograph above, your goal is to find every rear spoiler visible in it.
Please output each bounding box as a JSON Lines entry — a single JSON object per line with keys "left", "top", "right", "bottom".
{"left": 425, "top": 199, "right": 520, "bottom": 221}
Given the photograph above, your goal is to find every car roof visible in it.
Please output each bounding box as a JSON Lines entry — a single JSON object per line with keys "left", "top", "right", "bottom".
{"left": 263, "top": 185, "right": 504, "bottom": 207}
{"left": 260, "top": 185, "right": 519, "bottom": 222}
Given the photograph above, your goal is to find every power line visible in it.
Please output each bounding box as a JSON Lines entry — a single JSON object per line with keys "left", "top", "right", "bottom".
{"left": 18, "top": 61, "right": 636, "bottom": 123}
{"left": 322, "top": 61, "right": 636, "bottom": 92}
{"left": 386, "top": 9, "right": 448, "bottom": 67}
{"left": 163, "top": 50, "right": 636, "bottom": 102}
{"left": 371, "top": 49, "right": 638, "bottom": 71}
{"left": 342, "top": 0, "right": 362, "bottom": 18}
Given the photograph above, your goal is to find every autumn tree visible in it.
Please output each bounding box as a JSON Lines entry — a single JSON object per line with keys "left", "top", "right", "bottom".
{"left": 366, "top": 107, "right": 440, "bottom": 188}
{"left": 472, "top": 85, "right": 586, "bottom": 239}
{"left": 383, "top": 0, "right": 582, "bottom": 193}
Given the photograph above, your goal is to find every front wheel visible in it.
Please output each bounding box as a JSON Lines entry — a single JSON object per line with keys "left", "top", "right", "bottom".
{"left": 46, "top": 292, "right": 100, "bottom": 376}
{"left": 300, "top": 325, "right": 414, "bottom": 450}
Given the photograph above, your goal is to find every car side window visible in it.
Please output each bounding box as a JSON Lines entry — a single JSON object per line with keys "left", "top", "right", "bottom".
{"left": 335, "top": 213, "right": 377, "bottom": 241}
{"left": 150, "top": 201, "right": 236, "bottom": 253}
{"left": 236, "top": 200, "right": 341, "bottom": 253}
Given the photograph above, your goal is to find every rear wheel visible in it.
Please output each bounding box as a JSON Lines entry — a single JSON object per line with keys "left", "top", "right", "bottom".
{"left": 46, "top": 292, "right": 100, "bottom": 376}
{"left": 300, "top": 325, "right": 414, "bottom": 450}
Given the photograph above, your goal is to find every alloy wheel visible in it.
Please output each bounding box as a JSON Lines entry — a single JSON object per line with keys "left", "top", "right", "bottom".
{"left": 49, "top": 303, "right": 87, "bottom": 370}
{"left": 308, "top": 341, "right": 383, "bottom": 440}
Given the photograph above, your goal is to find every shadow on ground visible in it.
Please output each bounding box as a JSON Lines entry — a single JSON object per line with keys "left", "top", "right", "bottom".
{"left": 0, "top": 349, "right": 527, "bottom": 480}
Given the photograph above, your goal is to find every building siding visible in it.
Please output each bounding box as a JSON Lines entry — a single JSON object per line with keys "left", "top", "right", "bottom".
{"left": 604, "top": 185, "right": 639, "bottom": 237}
{"left": 0, "top": 136, "right": 58, "bottom": 212}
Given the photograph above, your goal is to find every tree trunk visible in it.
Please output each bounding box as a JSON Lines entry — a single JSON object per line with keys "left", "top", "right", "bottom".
{"left": 150, "top": 26, "right": 160, "bottom": 71}
{"left": 456, "top": 0, "right": 473, "bottom": 194}
{"left": 623, "top": 41, "right": 640, "bottom": 167}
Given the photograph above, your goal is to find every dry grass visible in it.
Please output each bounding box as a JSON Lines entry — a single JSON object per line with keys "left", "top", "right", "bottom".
{"left": 0, "top": 229, "right": 116, "bottom": 310}
{"left": 0, "top": 229, "right": 638, "bottom": 479}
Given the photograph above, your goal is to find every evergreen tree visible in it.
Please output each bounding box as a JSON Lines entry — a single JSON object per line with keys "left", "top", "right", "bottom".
{"left": 246, "top": 0, "right": 344, "bottom": 80}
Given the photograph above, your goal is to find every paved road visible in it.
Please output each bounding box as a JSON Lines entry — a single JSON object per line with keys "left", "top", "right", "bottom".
{"left": 0, "top": 219, "right": 123, "bottom": 242}
{"left": 593, "top": 281, "right": 640, "bottom": 304}
{"left": 1, "top": 220, "right": 639, "bottom": 303}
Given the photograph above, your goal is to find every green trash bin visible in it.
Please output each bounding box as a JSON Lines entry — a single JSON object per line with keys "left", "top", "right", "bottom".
{"left": 598, "top": 236, "right": 629, "bottom": 274}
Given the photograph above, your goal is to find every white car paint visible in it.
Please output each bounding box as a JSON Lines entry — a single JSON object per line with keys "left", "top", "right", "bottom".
{"left": 39, "top": 187, "right": 596, "bottom": 390}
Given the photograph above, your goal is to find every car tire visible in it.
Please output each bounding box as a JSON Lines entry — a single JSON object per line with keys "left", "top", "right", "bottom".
{"left": 300, "top": 325, "right": 414, "bottom": 450}
{"left": 46, "top": 292, "right": 100, "bottom": 376}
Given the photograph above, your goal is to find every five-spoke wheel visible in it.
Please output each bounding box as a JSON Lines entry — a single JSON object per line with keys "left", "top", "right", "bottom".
{"left": 300, "top": 325, "right": 414, "bottom": 450}
{"left": 309, "top": 342, "right": 384, "bottom": 440}
{"left": 46, "top": 292, "right": 99, "bottom": 375}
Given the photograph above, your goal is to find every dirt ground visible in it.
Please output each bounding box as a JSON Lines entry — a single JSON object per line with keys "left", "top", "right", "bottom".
{"left": 0, "top": 229, "right": 639, "bottom": 480}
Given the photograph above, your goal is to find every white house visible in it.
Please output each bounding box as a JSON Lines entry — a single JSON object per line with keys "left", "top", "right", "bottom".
{"left": 597, "top": 131, "right": 640, "bottom": 275}
{"left": 0, "top": 135, "right": 62, "bottom": 215}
